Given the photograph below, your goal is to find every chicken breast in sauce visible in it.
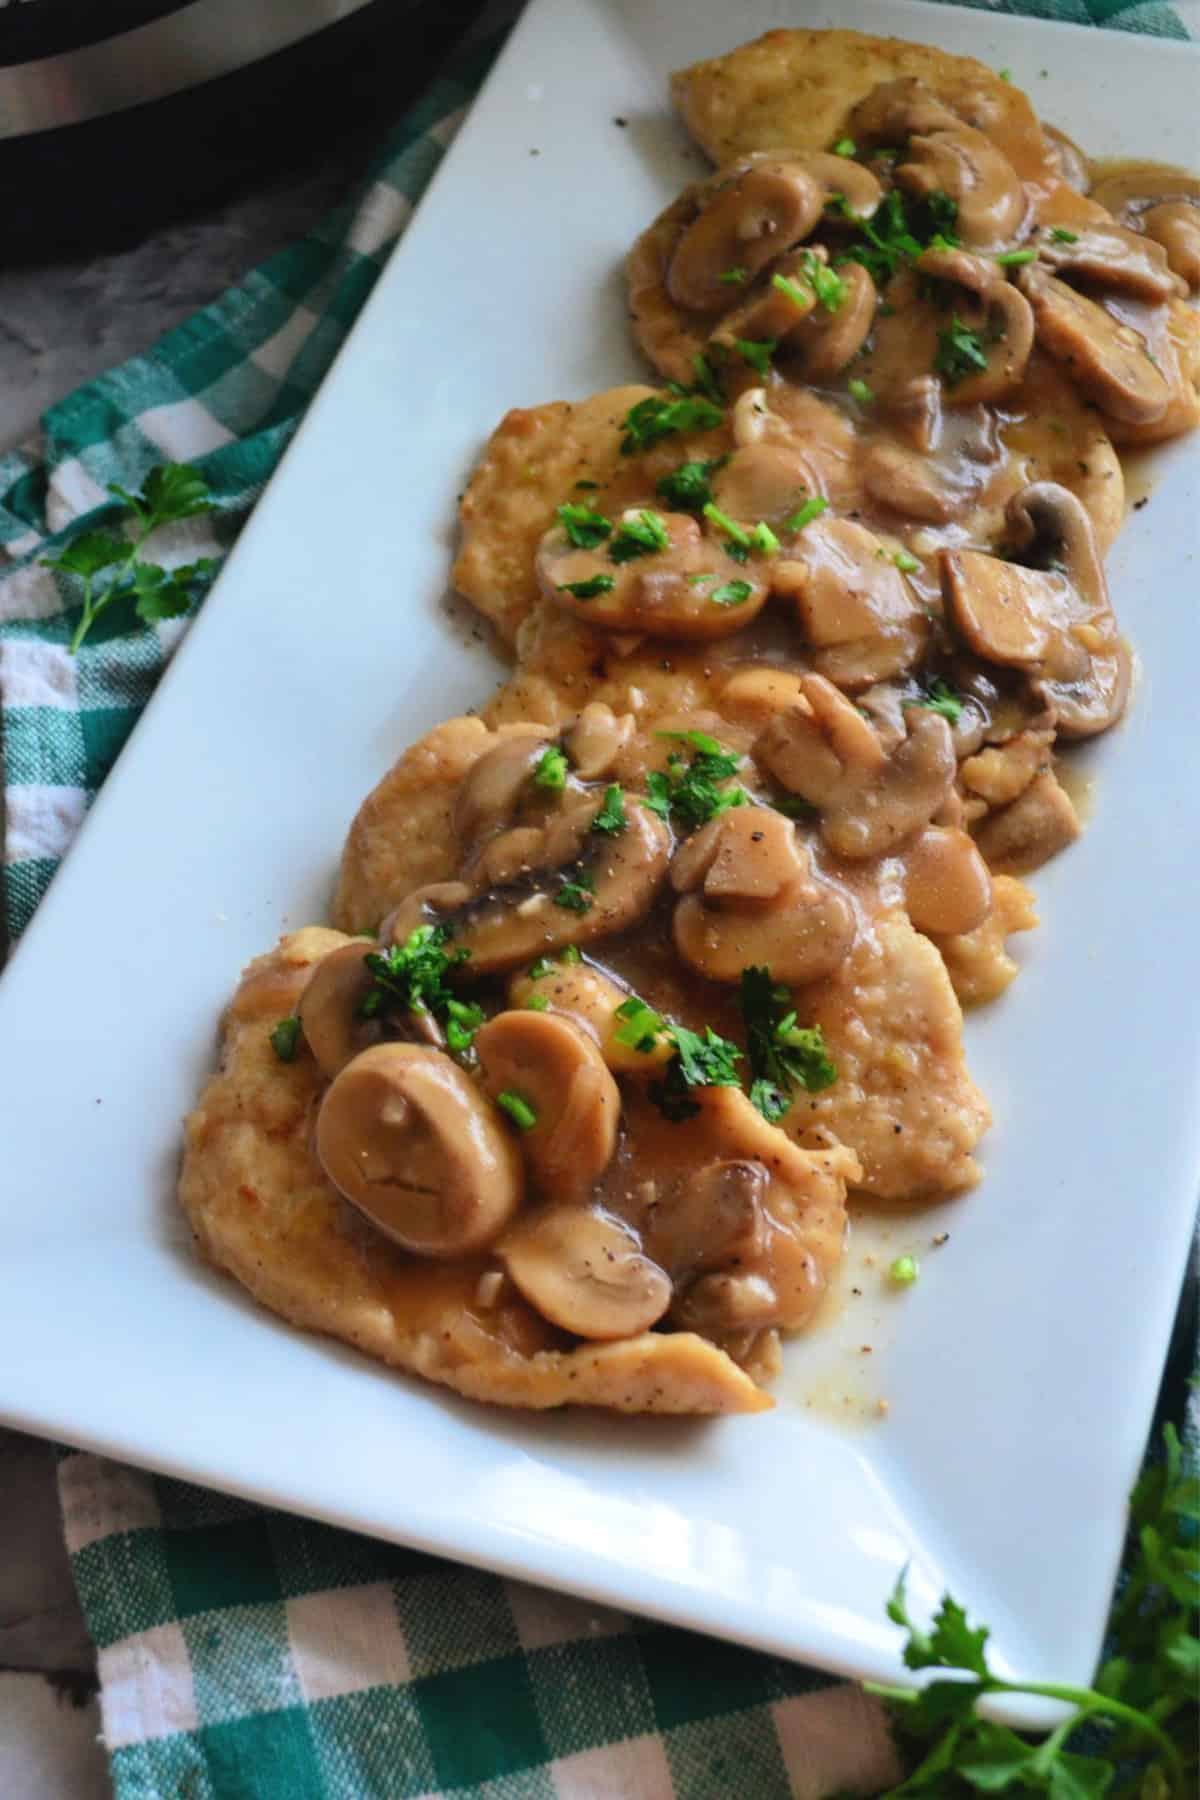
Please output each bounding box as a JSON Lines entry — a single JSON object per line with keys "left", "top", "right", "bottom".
{"left": 182, "top": 32, "right": 1198, "bottom": 1415}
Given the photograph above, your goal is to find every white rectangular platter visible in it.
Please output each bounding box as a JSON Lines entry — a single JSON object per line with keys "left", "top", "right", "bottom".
{"left": 1, "top": 0, "right": 1197, "bottom": 1700}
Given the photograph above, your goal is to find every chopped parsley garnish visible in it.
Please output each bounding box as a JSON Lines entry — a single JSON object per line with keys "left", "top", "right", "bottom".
{"left": 994, "top": 247, "right": 1036, "bottom": 265}
{"left": 833, "top": 136, "right": 856, "bottom": 157}
{"left": 620, "top": 393, "right": 724, "bottom": 454}
{"left": 771, "top": 272, "right": 811, "bottom": 312}
{"left": 702, "top": 501, "right": 750, "bottom": 550}
{"left": 889, "top": 1254, "right": 920, "bottom": 1286}
{"left": 831, "top": 187, "right": 959, "bottom": 287}
{"left": 534, "top": 745, "right": 568, "bottom": 790}
{"left": 528, "top": 956, "right": 556, "bottom": 979}
{"left": 734, "top": 337, "right": 776, "bottom": 377}
{"left": 1050, "top": 225, "right": 1079, "bottom": 244}
{"left": 800, "top": 250, "right": 847, "bottom": 313}
{"left": 750, "top": 521, "right": 780, "bottom": 556}
{"left": 357, "top": 925, "right": 481, "bottom": 1055}
{"left": 444, "top": 999, "right": 485, "bottom": 1054}
{"left": 573, "top": 478, "right": 599, "bottom": 490}
{"left": 497, "top": 1091, "right": 537, "bottom": 1130}
{"left": 783, "top": 496, "right": 830, "bottom": 533}
{"left": 609, "top": 509, "right": 670, "bottom": 563}
{"left": 560, "top": 944, "right": 581, "bottom": 964}
{"left": 613, "top": 996, "right": 666, "bottom": 1054}
{"left": 933, "top": 314, "right": 990, "bottom": 385}
{"left": 650, "top": 1023, "right": 743, "bottom": 1122}
{"left": 893, "top": 548, "right": 921, "bottom": 574}
{"left": 718, "top": 266, "right": 748, "bottom": 285}
{"left": 655, "top": 456, "right": 725, "bottom": 514}
{"left": 710, "top": 579, "right": 753, "bottom": 607}
{"left": 269, "top": 1016, "right": 302, "bottom": 1062}
{"left": 556, "top": 501, "right": 612, "bottom": 549}
{"left": 903, "top": 677, "right": 964, "bottom": 724}
{"left": 742, "top": 965, "right": 837, "bottom": 1123}
{"left": 525, "top": 993, "right": 550, "bottom": 1012}
{"left": 645, "top": 730, "right": 747, "bottom": 831}
{"left": 553, "top": 869, "right": 595, "bottom": 913}
{"left": 590, "top": 783, "right": 627, "bottom": 836}
{"left": 690, "top": 352, "right": 724, "bottom": 406}
{"left": 848, "top": 377, "right": 875, "bottom": 405}
{"left": 557, "top": 573, "right": 615, "bottom": 600}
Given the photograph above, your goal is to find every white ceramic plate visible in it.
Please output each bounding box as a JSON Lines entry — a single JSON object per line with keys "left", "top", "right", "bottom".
{"left": 1, "top": 0, "right": 1197, "bottom": 1703}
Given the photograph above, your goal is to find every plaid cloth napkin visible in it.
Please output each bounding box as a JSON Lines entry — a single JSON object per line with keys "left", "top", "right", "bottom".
{"left": 1, "top": 4, "right": 1194, "bottom": 1795}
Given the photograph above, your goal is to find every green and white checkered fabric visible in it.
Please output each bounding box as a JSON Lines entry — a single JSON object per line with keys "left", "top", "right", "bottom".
{"left": 0, "top": 2, "right": 1193, "bottom": 1795}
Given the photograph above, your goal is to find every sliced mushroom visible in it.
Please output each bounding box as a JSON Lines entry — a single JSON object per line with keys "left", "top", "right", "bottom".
{"left": 915, "top": 245, "right": 1034, "bottom": 404}
{"left": 667, "top": 157, "right": 826, "bottom": 313}
{"left": 562, "top": 704, "right": 635, "bottom": 780}
{"left": 860, "top": 435, "right": 989, "bottom": 525}
{"left": 1036, "top": 221, "right": 1183, "bottom": 301}
{"left": 641, "top": 1159, "right": 767, "bottom": 1284}
{"left": 1042, "top": 124, "right": 1090, "bottom": 195}
{"left": 453, "top": 726, "right": 555, "bottom": 849}
{"left": 941, "top": 482, "right": 1129, "bottom": 738}
{"left": 499, "top": 1206, "right": 671, "bottom": 1340}
{"left": 902, "top": 825, "right": 993, "bottom": 937}
{"left": 507, "top": 960, "right": 674, "bottom": 1076}
{"left": 297, "top": 939, "right": 384, "bottom": 1078}
{"left": 972, "top": 768, "right": 1081, "bottom": 874}
{"left": 897, "top": 127, "right": 1025, "bottom": 247}
{"left": 475, "top": 1010, "right": 620, "bottom": 1196}
{"left": 1142, "top": 203, "right": 1200, "bottom": 292}
{"left": 315, "top": 1043, "right": 524, "bottom": 1256}
{"left": 536, "top": 509, "right": 769, "bottom": 642}
{"left": 389, "top": 796, "right": 672, "bottom": 975}
{"left": 848, "top": 78, "right": 959, "bottom": 148}
{"left": 671, "top": 804, "right": 856, "bottom": 984}
{"left": 1018, "top": 264, "right": 1169, "bottom": 425}
{"left": 755, "top": 673, "right": 956, "bottom": 859}
{"left": 774, "top": 258, "right": 877, "bottom": 381}
{"left": 708, "top": 442, "right": 824, "bottom": 525}
{"left": 770, "top": 516, "right": 929, "bottom": 690}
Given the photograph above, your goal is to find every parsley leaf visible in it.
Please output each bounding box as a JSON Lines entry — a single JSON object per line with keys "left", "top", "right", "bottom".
{"left": 557, "top": 574, "right": 615, "bottom": 600}
{"left": 269, "top": 1016, "right": 302, "bottom": 1062}
{"left": 650, "top": 1022, "right": 743, "bottom": 1122}
{"left": 690, "top": 353, "right": 724, "bottom": 405}
{"left": 590, "top": 783, "right": 627, "bottom": 836}
{"left": 534, "top": 746, "right": 568, "bottom": 790}
{"left": 934, "top": 314, "right": 990, "bottom": 385}
{"left": 832, "top": 187, "right": 959, "bottom": 287}
{"left": 620, "top": 393, "right": 724, "bottom": 454}
{"left": 742, "top": 965, "right": 837, "bottom": 1121}
{"left": 613, "top": 995, "right": 667, "bottom": 1054}
{"left": 556, "top": 501, "right": 612, "bottom": 549}
{"left": 903, "top": 678, "right": 963, "bottom": 724}
{"left": 1050, "top": 226, "right": 1079, "bottom": 244}
{"left": 783, "top": 496, "right": 830, "bottom": 533}
{"left": 848, "top": 377, "right": 875, "bottom": 405}
{"left": 893, "top": 549, "right": 921, "bottom": 574}
{"left": 866, "top": 1438, "right": 1199, "bottom": 1800}
{"left": 359, "top": 924, "right": 472, "bottom": 1035}
{"left": 656, "top": 457, "right": 726, "bottom": 514}
{"left": 42, "top": 460, "right": 218, "bottom": 654}
{"left": 800, "top": 250, "right": 847, "bottom": 313}
{"left": 718, "top": 265, "right": 748, "bottom": 285}
{"left": 710, "top": 579, "right": 753, "bottom": 608}
{"left": 734, "top": 337, "right": 776, "bottom": 376}
{"left": 497, "top": 1090, "right": 538, "bottom": 1130}
{"left": 834, "top": 136, "right": 856, "bottom": 157}
{"left": 648, "top": 730, "right": 747, "bottom": 830}
{"left": 554, "top": 869, "right": 595, "bottom": 913}
{"left": 609, "top": 510, "right": 670, "bottom": 563}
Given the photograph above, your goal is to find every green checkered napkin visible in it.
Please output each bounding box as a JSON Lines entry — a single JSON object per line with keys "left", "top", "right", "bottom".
{"left": 1, "top": 3, "right": 1194, "bottom": 1795}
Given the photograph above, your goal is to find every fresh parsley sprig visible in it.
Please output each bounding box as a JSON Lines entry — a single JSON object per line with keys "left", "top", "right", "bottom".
{"left": 43, "top": 461, "right": 218, "bottom": 654}
{"left": 934, "top": 316, "right": 990, "bottom": 386}
{"left": 359, "top": 924, "right": 483, "bottom": 1055}
{"left": 869, "top": 1426, "right": 1198, "bottom": 1797}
